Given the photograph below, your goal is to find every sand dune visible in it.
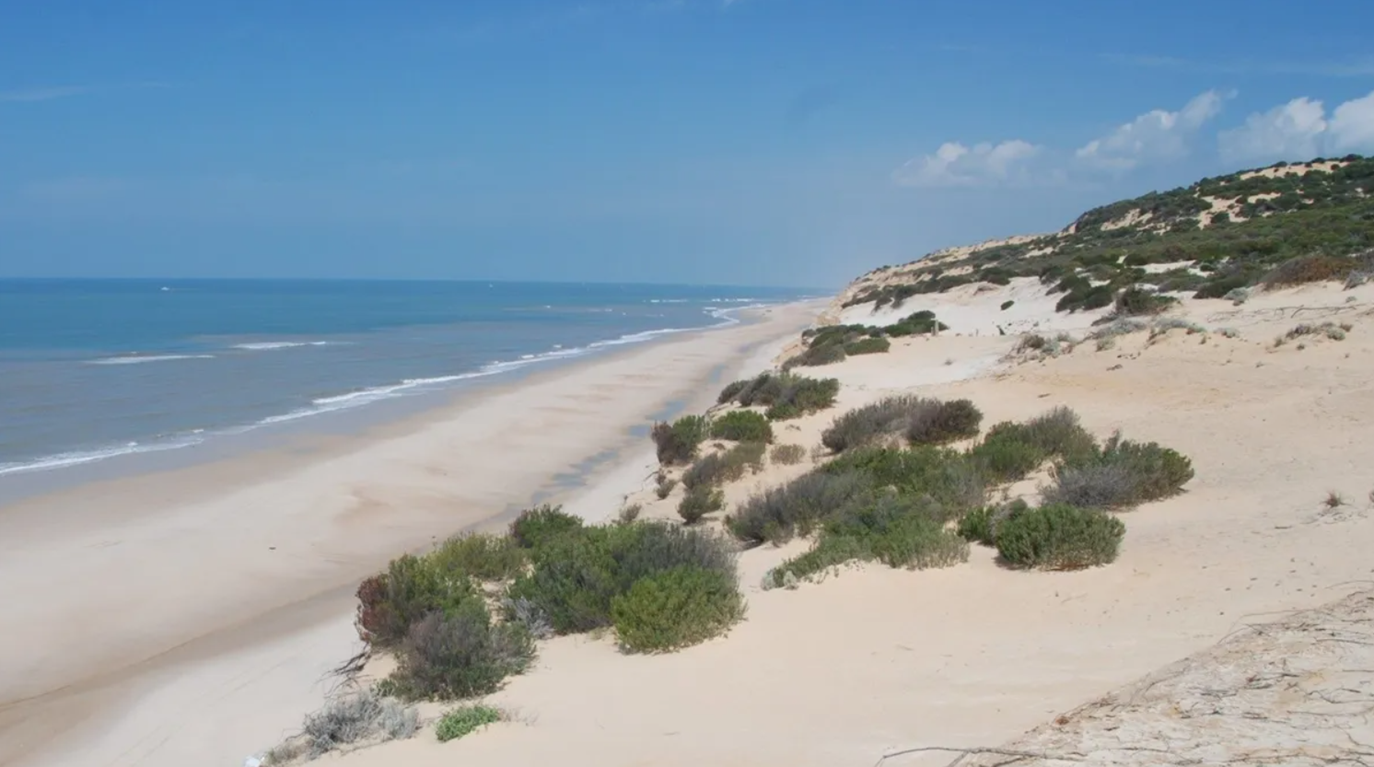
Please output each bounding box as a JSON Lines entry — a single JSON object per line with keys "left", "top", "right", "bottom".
{"left": 318, "top": 277, "right": 1374, "bottom": 767}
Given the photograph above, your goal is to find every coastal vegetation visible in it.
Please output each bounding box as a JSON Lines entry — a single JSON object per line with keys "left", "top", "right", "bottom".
{"left": 435, "top": 705, "right": 504, "bottom": 742}
{"left": 715, "top": 371, "right": 840, "bottom": 420}
{"left": 784, "top": 310, "right": 948, "bottom": 368}
{"left": 844, "top": 155, "right": 1374, "bottom": 313}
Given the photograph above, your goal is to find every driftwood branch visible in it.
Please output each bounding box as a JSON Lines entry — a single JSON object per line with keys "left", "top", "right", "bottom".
{"left": 872, "top": 745, "right": 1083, "bottom": 767}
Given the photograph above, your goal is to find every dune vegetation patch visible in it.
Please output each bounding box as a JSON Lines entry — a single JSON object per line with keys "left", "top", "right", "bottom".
{"left": 715, "top": 371, "right": 840, "bottom": 421}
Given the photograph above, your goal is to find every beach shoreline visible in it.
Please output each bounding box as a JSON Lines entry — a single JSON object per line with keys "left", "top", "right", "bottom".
{"left": 0, "top": 299, "right": 825, "bottom": 767}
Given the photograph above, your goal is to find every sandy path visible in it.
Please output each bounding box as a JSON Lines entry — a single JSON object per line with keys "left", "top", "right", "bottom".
{"left": 326, "top": 281, "right": 1374, "bottom": 767}
{"left": 0, "top": 301, "right": 822, "bottom": 767}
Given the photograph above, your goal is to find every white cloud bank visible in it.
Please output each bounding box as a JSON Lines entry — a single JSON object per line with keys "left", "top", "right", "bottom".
{"left": 1074, "top": 90, "right": 1227, "bottom": 171}
{"left": 893, "top": 91, "right": 1226, "bottom": 188}
{"left": 892, "top": 139, "right": 1042, "bottom": 187}
{"left": 1219, "top": 89, "right": 1374, "bottom": 164}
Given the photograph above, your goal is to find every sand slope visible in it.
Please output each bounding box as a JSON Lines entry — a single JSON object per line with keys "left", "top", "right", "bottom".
{"left": 321, "top": 278, "right": 1374, "bottom": 767}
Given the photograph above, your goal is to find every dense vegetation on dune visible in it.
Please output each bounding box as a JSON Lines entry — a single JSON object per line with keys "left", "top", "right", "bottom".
{"left": 846, "top": 155, "right": 1374, "bottom": 312}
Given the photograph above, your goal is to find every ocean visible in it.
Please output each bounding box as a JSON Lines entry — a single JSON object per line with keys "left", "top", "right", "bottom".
{"left": 0, "top": 279, "right": 813, "bottom": 478}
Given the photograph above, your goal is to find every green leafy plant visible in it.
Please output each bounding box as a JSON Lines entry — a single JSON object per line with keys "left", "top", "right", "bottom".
{"left": 995, "top": 503, "right": 1125, "bottom": 570}
{"left": 651, "top": 415, "right": 711, "bottom": 465}
{"left": 843, "top": 337, "right": 891, "bottom": 355}
{"left": 710, "top": 410, "right": 774, "bottom": 443}
{"left": 677, "top": 485, "right": 725, "bottom": 525}
{"left": 435, "top": 705, "right": 503, "bottom": 742}
{"left": 430, "top": 533, "right": 527, "bottom": 581}
{"left": 610, "top": 565, "right": 745, "bottom": 653}
{"left": 509, "top": 505, "right": 584, "bottom": 550}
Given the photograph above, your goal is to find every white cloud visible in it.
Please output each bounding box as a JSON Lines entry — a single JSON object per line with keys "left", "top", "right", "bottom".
{"left": 892, "top": 139, "right": 1042, "bottom": 188}
{"left": 1075, "top": 90, "right": 1227, "bottom": 171}
{"left": 1219, "top": 89, "right": 1374, "bottom": 163}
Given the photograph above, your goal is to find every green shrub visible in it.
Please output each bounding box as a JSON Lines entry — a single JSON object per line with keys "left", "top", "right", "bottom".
{"left": 995, "top": 503, "right": 1125, "bottom": 570}
{"left": 610, "top": 566, "right": 745, "bottom": 653}
{"left": 710, "top": 410, "right": 774, "bottom": 443}
{"left": 823, "top": 446, "right": 986, "bottom": 523}
{"left": 787, "top": 342, "right": 847, "bottom": 368}
{"left": 435, "top": 705, "right": 503, "bottom": 742}
{"left": 884, "top": 310, "right": 948, "bottom": 336}
{"left": 721, "top": 373, "right": 840, "bottom": 420}
{"left": 682, "top": 442, "right": 765, "bottom": 490}
{"left": 1113, "top": 286, "right": 1177, "bottom": 316}
{"left": 1043, "top": 433, "right": 1193, "bottom": 509}
{"left": 1000, "top": 300, "right": 1015, "bottom": 311}
{"left": 651, "top": 415, "right": 710, "bottom": 465}
{"left": 716, "top": 379, "right": 750, "bottom": 405}
{"left": 677, "top": 485, "right": 724, "bottom": 525}
{"left": 968, "top": 427, "right": 1046, "bottom": 482}
{"left": 655, "top": 473, "right": 677, "bottom": 499}
{"left": 431, "top": 533, "right": 526, "bottom": 581}
{"left": 906, "top": 398, "right": 983, "bottom": 445}
{"left": 728, "top": 470, "right": 875, "bottom": 546}
{"left": 844, "top": 337, "right": 891, "bottom": 355}
{"left": 957, "top": 499, "right": 1028, "bottom": 546}
{"left": 356, "top": 555, "right": 482, "bottom": 648}
{"left": 386, "top": 602, "right": 535, "bottom": 700}
{"left": 821, "top": 395, "right": 924, "bottom": 452}
{"left": 509, "top": 505, "right": 583, "bottom": 550}
{"left": 1262, "top": 254, "right": 1356, "bottom": 287}
{"left": 508, "top": 522, "right": 737, "bottom": 634}
{"left": 765, "top": 494, "right": 968, "bottom": 587}
{"left": 1022, "top": 407, "right": 1098, "bottom": 464}
{"left": 769, "top": 443, "right": 806, "bottom": 465}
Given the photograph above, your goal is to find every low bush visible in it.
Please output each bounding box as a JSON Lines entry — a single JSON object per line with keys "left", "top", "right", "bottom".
{"left": 823, "top": 446, "right": 986, "bottom": 523}
{"left": 719, "top": 372, "right": 840, "bottom": 420}
{"left": 435, "top": 704, "right": 503, "bottom": 743}
{"left": 728, "top": 470, "right": 874, "bottom": 546}
{"left": 655, "top": 473, "right": 677, "bottom": 500}
{"left": 297, "top": 690, "right": 418, "bottom": 759}
{"left": 957, "top": 498, "right": 1028, "bottom": 546}
{"left": 844, "top": 337, "right": 891, "bottom": 355}
{"left": 906, "top": 398, "right": 983, "bottom": 445}
{"left": 710, "top": 410, "right": 773, "bottom": 443}
{"left": 786, "top": 342, "right": 847, "bottom": 368}
{"left": 651, "top": 415, "right": 710, "bottom": 465}
{"left": 1000, "top": 300, "right": 1015, "bottom": 311}
{"left": 682, "top": 442, "right": 765, "bottom": 490}
{"left": 884, "top": 310, "right": 948, "bottom": 336}
{"left": 617, "top": 504, "right": 642, "bottom": 524}
{"left": 769, "top": 443, "right": 807, "bottom": 465}
{"left": 356, "top": 555, "right": 482, "bottom": 648}
{"left": 677, "top": 485, "right": 725, "bottom": 525}
{"left": 995, "top": 503, "right": 1125, "bottom": 570}
{"left": 1113, "top": 286, "right": 1177, "bottom": 317}
{"left": 1041, "top": 433, "right": 1193, "bottom": 509}
{"left": 821, "top": 395, "right": 924, "bottom": 452}
{"left": 509, "top": 505, "right": 583, "bottom": 550}
{"left": 764, "top": 494, "right": 968, "bottom": 587}
{"left": 610, "top": 565, "right": 745, "bottom": 652}
{"left": 716, "top": 379, "right": 750, "bottom": 405}
{"left": 968, "top": 427, "right": 1046, "bottom": 482}
{"left": 387, "top": 602, "right": 535, "bottom": 701}
{"left": 507, "top": 522, "right": 737, "bottom": 634}
{"left": 1262, "top": 254, "right": 1357, "bottom": 288}
{"left": 431, "top": 533, "right": 526, "bottom": 582}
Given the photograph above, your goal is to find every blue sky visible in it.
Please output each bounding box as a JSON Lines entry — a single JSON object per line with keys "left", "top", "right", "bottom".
{"left": 2, "top": 0, "right": 1373, "bottom": 288}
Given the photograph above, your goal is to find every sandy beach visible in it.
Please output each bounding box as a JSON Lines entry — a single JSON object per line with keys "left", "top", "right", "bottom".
{"left": 300, "top": 275, "right": 1373, "bottom": 767}
{"left": 0, "top": 300, "right": 823, "bottom": 767}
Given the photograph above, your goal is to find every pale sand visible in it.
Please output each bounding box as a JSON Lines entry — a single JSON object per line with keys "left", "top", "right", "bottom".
{"left": 324, "top": 278, "right": 1374, "bottom": 767}
{"left": 0, "top": 300, "right": 824, "bottom": 767}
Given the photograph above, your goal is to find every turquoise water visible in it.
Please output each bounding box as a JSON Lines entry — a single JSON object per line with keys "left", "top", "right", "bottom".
{"left": 0, "top": 279, "right": 813, "bottom": 476}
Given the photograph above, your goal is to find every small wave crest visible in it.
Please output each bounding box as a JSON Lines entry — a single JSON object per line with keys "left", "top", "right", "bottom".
{"left": 231, "top": 341, "right": 336, "bottom": 351}
{"left": 0, "top": 434, "right": 207, "bottom": 477}
{"left": 87, "top": 354, "right": 216, "bottom": 366}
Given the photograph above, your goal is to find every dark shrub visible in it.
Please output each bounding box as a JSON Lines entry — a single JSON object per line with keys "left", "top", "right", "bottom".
{"left": 710, "top": 410, "right": 773, "bottom": 443}
{"left": 787, "top": 342, "right": 847, "bottom": 368}
{"left": 1194, "top": 274, "right": 1251, "bottom": 299}
{"left": 1114, "top": 286, "right": 1177, "bottom": 316}
{"left": 1043, "top": 433, "right": 1193, "bottom": 509}
{"left": 823, "top": 446, "right": 986, "bottom": 523}
{"left": 844, "top": 337, "right": 891, "bottom": 355}
{"left": 969, "top": 427, "right": 1046, "bottom": 482}
{"left": 907, "top": 398, "right": 983, "bottom": 445}
{"left": 1000, "top": 300, "right": 1015, "bottom": 311}
{"left": 716, "top": 379, "right": 749, "bottom": 405}
{"left": 957, "top": 498, "right": 1028, "bottom": 546}
{"left": 885, "top": 310, "right": 948, "bottom": 336}
{"left": 1022, "top": 407, "right": 1097, "bottom": 463}
{"left": 677, "top": 486, "right": 724, "bottom": 524}
{"left": 654, "top": 473, "right": 677, "bottom": 500}
{"left": 682, "top": 442, "right": 764, "bottom": 490}
{"left": 651, "top": 415, "right": 710, "bottom": 465}
{"left": 1262, "top": 254, "right": 1356, "bottom": 287}
{"left": 431, "top": 533, "right": 526, "bottom": 581}
{"left": 821, "top": 395, "right": 924, "bottom": 452}
{"left": 726, "top": 373, "right": 841, "bottom": 420}
{"left": 995, "top": 503, "right": 1125, "bottom": 570}
{"left": 509, "top": 505, "right": 583, "bottom": 550}
{"left": 356, "top": 555, "right": 481, "bottom": 648}
{"left": 728, "top": 470, "right": 874, "bottom": 546}
{"left": 769, "top": 443, "right": 806, "bottom": 465}
{"left": 765, "top": 494, "right": 968, "bottom": 587}
{"left": 509, "top": 522, "right": 737, "bottom": 634}
{"left": 387, "top": 602, "right": 535, "bottom": 700}
{"left": 434, "top": 705, "right": 502, "bottom": 742}
{"left": 611, "top": 566, "right": 745, "bottom": 653}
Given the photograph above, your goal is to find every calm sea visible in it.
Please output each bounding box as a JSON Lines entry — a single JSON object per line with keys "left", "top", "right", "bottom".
{"left": 0, "top": 279, "right": 813, "bottom": 477}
